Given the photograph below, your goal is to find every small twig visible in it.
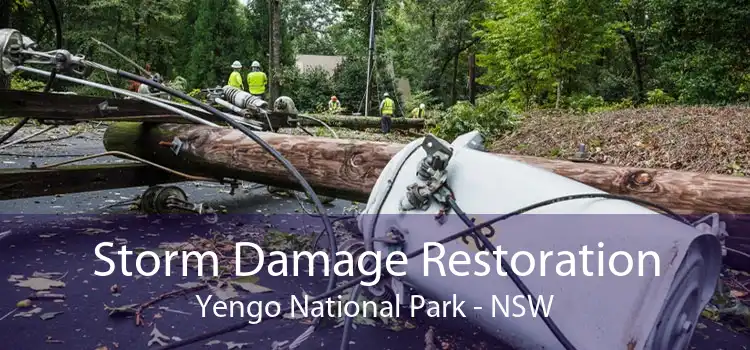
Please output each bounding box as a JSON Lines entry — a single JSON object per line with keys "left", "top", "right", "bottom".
{"left": 135, "top": 283, "right": 207, "bottom": 326}
{"left": 0, "top": 308, "right": 17, "bottom": 321}
{"left": 727, "top": 247, "right": 750, "bottom": 260}
{"left": 29, "top": 292, "right": 66, "bottom": 300}
{"left": 55, "top": 271, "right": 68, "bottom": 281}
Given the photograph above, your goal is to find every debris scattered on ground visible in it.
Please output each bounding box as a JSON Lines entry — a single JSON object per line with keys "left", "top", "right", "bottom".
{"left": 40, "top": 311, "right": 64, "bottom": 320}
{"left": 230, "top": 275, "right": 273, "bottom": 294}
{"left": 490, "top": 106, "right": 750, "bottom": 176}
{"left": 14, "top": 307, "right": 42, "bottom": 318}
{"left": 425, "top": 327, "right": 438, "bottom": 350}
{"left": 147, "top": 326, "right": 170, "bottom": 347}
{"left": 703, "top": 268, "right": 750, "bottom": 333}
{"left": 14, "top": 277, "right": 66, "bottom": 291}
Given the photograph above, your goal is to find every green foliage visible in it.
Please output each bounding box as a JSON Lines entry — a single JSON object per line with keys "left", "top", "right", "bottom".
{"left": 430, "top": 93, "right": 518, "bottom": 141}
{"left": 568, "top": 95, "right": 606, "bottom": 113}
{"left": 280, "top": 66, "right": 335, "bottom": 113}
{"left": 646, "top": 89, "right": 675, "bottom": 106}
{"left": 10, "top": 74, "right": 46, "bottom": 91}
{"left": 405, "top": 89, "right": 440, "bottom": 118}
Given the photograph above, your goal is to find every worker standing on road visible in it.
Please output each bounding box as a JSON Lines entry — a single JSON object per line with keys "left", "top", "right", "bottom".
{"left": 328, "top": 96, "right": 341, "bottom": 113}
{"left": 379, "top": 92, "right": 395, "bottom": 134}
{"left": 246, "top": 61, "right": 268, "bottom": 99}
{"left": 228, "top": 61, "right": 244, "bottom": 90}
{"left": 410, "top": 103, "right": 426, "bottom": 118}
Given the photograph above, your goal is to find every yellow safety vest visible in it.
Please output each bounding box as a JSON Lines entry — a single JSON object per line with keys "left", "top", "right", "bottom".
{"left": 227, "top": 71, "right": 243, "bottom": 89}
{"left": 410, "top": 107, "right": 424, "bottom": 118}
{"left": 381, "top": 98, "right": 394, "bottom": 115}
{"left": 246, "top": 71, "right": 267, "bottom": 95}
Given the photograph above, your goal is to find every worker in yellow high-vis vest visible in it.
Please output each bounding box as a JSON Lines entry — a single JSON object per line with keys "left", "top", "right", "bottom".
{"left": 227, "top": 61, "right": 244, "bottom": 90}
{"left": 379, "top": 92, "right": 395, "bottom": 133}
{"left": 246, "top": 61, "right": 268, "bottom": 99}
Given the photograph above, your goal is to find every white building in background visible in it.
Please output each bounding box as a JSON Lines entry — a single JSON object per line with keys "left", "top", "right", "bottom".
{"left": 295, "top": 55, "right": 344, "bottom": 75}
{"left": 294, "top": 54, "right": 412, "bottom": 103}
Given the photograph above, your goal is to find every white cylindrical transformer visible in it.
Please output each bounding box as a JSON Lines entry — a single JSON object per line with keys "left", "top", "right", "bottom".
{"left": 358, "top": 131, "right": 722, "bottom": 350}
{"left": 222, "top": 85, "right": 268, "bottom": 110}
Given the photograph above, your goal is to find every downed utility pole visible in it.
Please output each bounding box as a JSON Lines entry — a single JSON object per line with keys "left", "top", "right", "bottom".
{"left": 104, "top": 122, "right": 750, "bottom": 270}
{"left": 104, "top": 122, "right": 750, "bottom": 215}
{"left": 298, "top": 114, "right": 428, "bottom": 131}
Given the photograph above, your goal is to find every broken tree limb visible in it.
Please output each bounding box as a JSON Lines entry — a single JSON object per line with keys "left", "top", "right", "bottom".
{"left": 102, "top": 122, "right": 750, "bottom": 216}
{"left": 297, "top": 114, "right": 429, "bottom": 131}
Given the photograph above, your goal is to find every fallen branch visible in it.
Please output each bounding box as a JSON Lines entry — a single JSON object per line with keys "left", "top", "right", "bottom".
{"left": 134, "top": 283, "right": 207, "bottom": 326}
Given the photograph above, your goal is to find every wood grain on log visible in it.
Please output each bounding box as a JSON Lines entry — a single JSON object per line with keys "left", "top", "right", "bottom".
{"left": 103, "top": 122, "right": 750, "bottom": 216}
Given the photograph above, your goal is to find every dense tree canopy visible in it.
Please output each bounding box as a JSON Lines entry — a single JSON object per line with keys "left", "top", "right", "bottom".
{"left": 3, "top": 0, "right": 750, "bottom": 116}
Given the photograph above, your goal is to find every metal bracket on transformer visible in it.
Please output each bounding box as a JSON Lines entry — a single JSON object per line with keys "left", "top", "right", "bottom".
{"left": 399, "top": 134, "right": 454, "bottom": 215}
{"left": 691, "top": 213, "right": 729, "bottom": 256}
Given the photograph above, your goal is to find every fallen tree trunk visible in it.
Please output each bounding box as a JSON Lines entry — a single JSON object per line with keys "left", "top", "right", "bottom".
{"left": 103, "top": 122, "right": 750, "bottom": 215}
{"left": 103, "top": 122, "right": 750, "bottom": 268}
{"left": 298, "top": 114, "right": 429, "bottom": 131}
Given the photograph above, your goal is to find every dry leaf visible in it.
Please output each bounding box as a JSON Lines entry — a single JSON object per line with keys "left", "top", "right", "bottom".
{"left": 7, "top": 274, "right": 24, "bottom": 282}
{"left": 205, "top": 340, "right": 221, "bottom": 346}
{"left": 225, "top": 341, "right": 248, "bottom": 349}
{"left": 16, "top": 299, "right": 32, "bottom": 308}
{"left": 94, "top": 346, "right": 109, "bottom": 350}
{"left": 148, "top": 326, "right": 170, "bottom": 347}
{"left": 80, "top": 228, "right": 113, "bottom": 235}
{"left": 175, "top": 282, "right": 203, "bottom": 289}
{"left": 32, "top": 271, "right": 64, "bottom": 279}
{"left": 15, "top": 277, "right": 65, "bottom": 291}
{"left": 40, "top": 311, "right": 63, "bottom": 320}
{"left": 730, "top": 290, "right": 748, "bottom": 298}
{"left": 231, "top": 276, "right": 272, "bottom": 294}
{"left": 209, "top": 283, "right": 239, "bottom": 301}
{"left": 14, "top": 307, "right": 42, "bottom": 317}
{"left": 45, "top": 336, "right": 63, "bottom": 344}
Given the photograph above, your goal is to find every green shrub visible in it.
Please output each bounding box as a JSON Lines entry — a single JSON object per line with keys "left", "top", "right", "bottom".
{"left": 568, "top": 94, "right": 606, "bottom": 113}
{"left": 430, "top": 93, "right": 518, "bottom": 142}
{"left": 646, "top": 89, "right": 675, "bottom": 106}
{"left": 10, "top": 74, "right": 47, "bottom": 91}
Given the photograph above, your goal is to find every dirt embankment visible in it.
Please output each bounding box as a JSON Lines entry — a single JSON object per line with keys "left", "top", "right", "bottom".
{"left": 490, "top": 106, "right": 750, "bottom": 176}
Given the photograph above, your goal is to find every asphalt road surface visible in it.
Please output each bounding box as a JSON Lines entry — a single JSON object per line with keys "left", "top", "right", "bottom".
{"left": 0, "top": 125, "right": 748, "bottom": 350}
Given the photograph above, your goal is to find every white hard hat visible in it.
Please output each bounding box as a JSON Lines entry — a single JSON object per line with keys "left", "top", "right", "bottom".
{"left": 383, "top": 92, "right": 389, "bottom": 97}
{"left": 251, "top": 61, "right": 261, "bottom": 68}
{"left": 420, "top": 103, "right": 425, "bottom": 109}
{"left": 231, "top": 61, "right": 242, "bottom": 69}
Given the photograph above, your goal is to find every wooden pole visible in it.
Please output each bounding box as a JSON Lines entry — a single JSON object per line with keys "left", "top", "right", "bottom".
{"left": 103, "top": 122, "right": 750, "bottom": 270}
{"left": 299, "top": 114, "right": 428, "bottom": 130}
{"left": 103, "top": 122, "right": 750, "bottom": 216}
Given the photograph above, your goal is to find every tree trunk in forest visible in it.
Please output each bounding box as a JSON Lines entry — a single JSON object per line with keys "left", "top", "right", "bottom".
{"left": 0, "top": 0, "right": 11, "bottom": 90}
{"left": 269, "top": 0, "right": 282, "bottom": 102}
{"left": 468, "top": 50, "right": 476, "bottom": 105}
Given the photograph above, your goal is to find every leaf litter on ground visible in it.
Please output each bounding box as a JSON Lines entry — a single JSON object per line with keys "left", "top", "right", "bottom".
{"left": 40, "top": 311, "right": 63, "bottom": 320}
